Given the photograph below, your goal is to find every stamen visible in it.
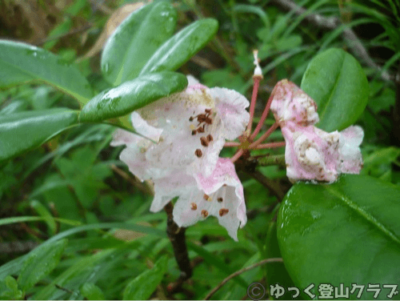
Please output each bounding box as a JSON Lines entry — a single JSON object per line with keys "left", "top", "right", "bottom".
{"left": 205, "top": 117, "right": 213, "bottom": 125}
{"left": 197, "top": 125, "right": 205, "bottom": 133}
{"left": 192, "top": 130, "right": 197, "bottom": 136}
{"left": 219, "top": 208, "right": 229, "bottom": 217}
{"left": 189, "top": 116, "right": 194, "bottom": 122}
{"left": 191, "top": 203, "right": 197, "bottom": 210}
{"left": 203, "top": 194, "right": 209, "bottom": 200}
{"left": 217, "top": 197, "right": 223, "bottom": 203}
{"left": 197, "top": 114, "right": 207, "bottom": 123}
{"left": 200, "top": 137, "right": 209, "bottom": 147}
{"left": 207, "top": 134, "right": 213, "bottom": 142}
{"left": 195, "top": 149, "right": 202, "bottom": 157}
{"left": 205, "top": 108, "right": 211, "bottom": 114}
{"left": 201, "top": 210, "right": 209, "bottom": 218}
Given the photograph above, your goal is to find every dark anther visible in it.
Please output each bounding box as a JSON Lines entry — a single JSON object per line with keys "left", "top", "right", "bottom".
{"left": 195, "top": 149, "right": 202, "bottom": 157}
{"left": 219, "top": 208, "right": 229, "bottom": 217}
{"left": 200, "top": 137, "right": 209, "bottom": 147}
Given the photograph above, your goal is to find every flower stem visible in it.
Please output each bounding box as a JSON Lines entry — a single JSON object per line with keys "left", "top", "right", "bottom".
{"left": 254, "top": 141, "right": 285, "bottom": 149}
{"left": 224, "top": 142, "right": 241, "bottom": 147}
{"left": 247, "top": 76, "right": 261, "bottom": 133}
{"left": 164, "top": 202, "right": 192, "bottom": 291}
{"left": 231, "top": 149, "right": 244, "bottom": 163}
{"left": 256, "top": 154, "right": 286, "bottom": 166}
{"left": 249, "top": 122, "right": 279, "bottom": 149}
{"left": 250, "top": 88, "right": 276, "bottom": 140}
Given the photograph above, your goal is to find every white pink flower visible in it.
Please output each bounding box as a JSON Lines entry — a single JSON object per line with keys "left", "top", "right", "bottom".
{"left": 111, "top": 77, "right": 249, "bottom": 239}
{"left": 270, "top": 80, "right": 363, "bottom": 183}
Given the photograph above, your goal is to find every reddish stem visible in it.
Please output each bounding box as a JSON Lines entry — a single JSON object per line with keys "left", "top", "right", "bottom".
{"left": 231, "top": 149, "right": 244, "bottom": 163}
{"left": 250, "top": 88, "right": 276, "bottom": 140}
{"left": 249, "top": 122, "right": 279, "bottom": 149}
{"left": 224, "top": 142, "right": 241, "bottom": 147}
{"left": 253, "top": 141, "right": 285, "bottom": 149}
{"left": 247, "top": 77, "right": 261, "bottom": 133}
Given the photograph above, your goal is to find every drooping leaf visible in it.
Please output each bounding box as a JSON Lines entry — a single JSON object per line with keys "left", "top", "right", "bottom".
{"left": 0, "top": 40, "right": 93, "bottom": 105}
{"left": 139, "top": 19, "right": 218, "bottom": 75}
{"left": 123, "top": 256, "right": 168, "bottom": 300}
{"left": 0, "top": 109, "right": 79, "bottom": 161}
{"left": 18, "top": 239, "right": 68, "bottom": 292}
{"left": 79, "top": 72, "right": 187, "bottom": 123}
{"left": 301, "top": 48, "right": 369, "bottom": 132}
{"left": 101, "top": 2, "right": 177, "bottom": 86}
{"left": 278, "top": 174, "right": 400, "bottom": 300}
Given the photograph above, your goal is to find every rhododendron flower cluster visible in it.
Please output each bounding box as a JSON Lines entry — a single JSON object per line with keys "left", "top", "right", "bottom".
{"left": 112, "top": 76, "right": 249, "bottom": 240}
{"left": 270, "top": 80, "right": 363, "bottom": 183}
{"left": 112, "top": 53, "right": 364, "bottom": 240}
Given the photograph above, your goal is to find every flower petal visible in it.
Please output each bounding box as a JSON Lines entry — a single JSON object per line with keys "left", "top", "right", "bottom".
{"left": 338, "top": 125, "right": 364, "bottom": 174}
{"left": 151, "top": 171, "right": 195, "bottom": 212}
{"left": 282, "top": 122, "right": 339, "bottom": 182}
{"left": 210, "top": 87, "right": 250, "bottom": 140}
{"left": 270, "top": 79, "right": 319, "bottom": 126}
{"left": 194, "top": 158, "right": 247, "bottom": 239}
{"left": 111, "top": 112, "right": 162, "bottom": 147}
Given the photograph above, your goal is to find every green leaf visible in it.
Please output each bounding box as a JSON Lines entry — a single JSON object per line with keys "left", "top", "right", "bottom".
{"left": 18, "top": 239, "right": 68, "bottom": 291}
{"left": 0, "top": 216, "right": 81, "bottom": 227}
{"left": 102, "top": 2, "right": 177, "bottom": 86}
{"left": 265, "top": 222, "right": 295, "bottom": 300}
{"left": 30, "top": 200, "right": 57, "bottom": 235}
{"left": 44, "top": 222, "right": 167, "bottom": 246}
{"left": 34, "top": 250, "right": 114, "bottom": 300}
{"left": 79, "top": 72, "right": 187, "bottom": 123}
{"left": 0, "top": 109, "right": 79, "bottom": 161}
{"left": 139, "top": 19, "right": 218, "bottom": 75}
{"left": 123, "top": 256, "right": 168, "bottom": 300}
{"left": 278, "top": 174, "right": 400, "bottom": 300}
{"left": 0, "top": 40, "right": 93, "bottom": 105}
{"left": 187, "top": 242, "right": 248, "bottom": 288}
{"left": 0, "top": 276, "right": 23, "bottom": 300}
{"left": 80, "top": 283, "right": 105, "bottom": 300}
{"left": 301, "top": 48, "right": 369, "bottom": 131}
{"left": 0, "top": 100, "right": 29, "bottom": 115}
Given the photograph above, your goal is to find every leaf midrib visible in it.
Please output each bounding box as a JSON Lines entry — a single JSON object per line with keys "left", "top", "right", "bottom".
{"left": 317, "top": 53, "right": 345, "bottom": 124}
{"left": 324, "top": 185, "right": 400, "bottom": 247}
